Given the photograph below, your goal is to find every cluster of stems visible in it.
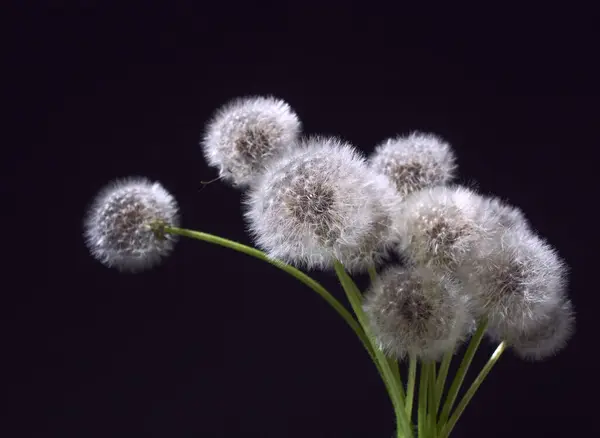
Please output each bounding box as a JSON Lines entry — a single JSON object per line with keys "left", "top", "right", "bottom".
{"left": 162, "top": 225, "right": 506, "bottom": 438}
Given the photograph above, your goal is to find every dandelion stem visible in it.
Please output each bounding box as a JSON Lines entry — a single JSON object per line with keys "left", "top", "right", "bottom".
{"left": 163, "top": 226, "right": 379, "bottom": 371}
{"left": 368, "top": 265, "right": 378, "bottom": 283}
{"left": 366, "top": 265, "right": 402, "bottom": 393}
{"left": 405, "top": 354, "right": 418, "bottom": 421}
{"left": 428, "top": 362, "right": 438, "bottom": 437}
{"left": 439, "top": 342, "right": 507, "bottom": 438}
{"left": 334, "top": 261, "right": 413, "bottom": 438}
{"left": 435, "top": 349, "right": 453, "bottom": 413}
{"left": 437, "top": 319, "right": 488, "bottom": 431}
{"left": 418, "top": 361, "right": 428, "bottom": 438}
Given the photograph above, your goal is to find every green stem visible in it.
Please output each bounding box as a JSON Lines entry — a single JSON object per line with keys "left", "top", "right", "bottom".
{"left": 434, "top": 349, "right": 453, "bottom": 413}
{"left": 437, "top": 319, "right": 488, "bottom": 431}
{"left": 418, "top": 361, "right": 428, "bottom": 438}
{"left": 367, "top": 265, "right": 378, "bottom": 284}
{"left": 439, "top": 342, "right": 507, "bottom": 438}
{"left": 428, "top": 363, "right": 438, "bottom": 438}
{"left": 163, "top": 226, "right": 379, "bottom": 371}
{"left": 405, "top": 354, "right": 417, "bottom": 421}
{"left": 334, "top": 261, "right": 413, "bottom": 438}
{"left": 367, "top": 265, "right": 402, "bottom": 393}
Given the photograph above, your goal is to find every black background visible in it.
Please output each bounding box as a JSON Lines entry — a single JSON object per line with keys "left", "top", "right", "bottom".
{"left": 5, "top": 3, "right": 598, "bottom": 437}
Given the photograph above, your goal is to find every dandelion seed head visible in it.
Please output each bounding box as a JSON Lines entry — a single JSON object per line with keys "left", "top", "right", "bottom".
{"left": 201, "top": 96, "right": 301, "bottom": 188}
{"left": 363, "top": 265, "right": 473, "bottom": 361}
{"left": 369, "top": 132, "right": 456, "bottom": 197}
{"left": 83, "top": 177, "right": 179, "bottom": 272}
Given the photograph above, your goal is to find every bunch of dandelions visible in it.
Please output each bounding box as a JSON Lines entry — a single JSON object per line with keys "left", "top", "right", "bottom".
{"left": 83, "top": 95, "right": 574, "bottom": 438}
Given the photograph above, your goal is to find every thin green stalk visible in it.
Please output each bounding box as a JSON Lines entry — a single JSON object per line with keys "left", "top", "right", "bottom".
{"left": 163, "top": 226, "right": 379, "bottom": 371}
{"left": 367, "top": 265, "right": 378, "bottom": 284}
{"left": 334, "top": 261, "right": 413, "bottom": 438}
{"left": 439, "top": 342, "right": 507, "bottom": 438}
{"left": 405, "top": 354, "right": 418, "bottom": 421}
{"left": 427, "top": 363, "right": 438, "bottom": 438}
{"left": 434, "top": 349, "right": 453, "bottom": 412}
{"left": 367, "top": 265, "right": 402, "bottom": 393}
{"left": 437, "top": 319, "right": 488, "bottom": 430}
{"left": 418, "top": 362, "right": 428, "bottom": 438}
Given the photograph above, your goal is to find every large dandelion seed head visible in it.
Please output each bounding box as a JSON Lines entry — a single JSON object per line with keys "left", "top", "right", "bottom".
{"left": 244, "top": 137, "right": 402, "bottom": 272}
{"left": 83, "top": 177, "right": 180, "bottom": 273}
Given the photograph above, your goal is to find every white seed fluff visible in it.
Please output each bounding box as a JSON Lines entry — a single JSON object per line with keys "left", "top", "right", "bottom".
{"left": 363, "top": 265, "right": 473, "bottom": 361}
{"left": 244, "top": 137, "right": 403, "bottom": 272}
{"left": 201, "top": 96, "right": 301, "bottom": 188}
{"left": 458, "top": 227, "right": 568, "bottom": 335}
{"left": 83, "top": 177, "right": 180, "bottom": 272}
{"left": 507, "top": 296, "right": 575, "bottom": 361}
{"left": 369, "top": 132, "right": 456, "bottom": 197}
{"left": 396, "top": 185, "right": 499, "bottom": 273}
{"left": 479, "top": 196, "right": 530, "bottom": 232}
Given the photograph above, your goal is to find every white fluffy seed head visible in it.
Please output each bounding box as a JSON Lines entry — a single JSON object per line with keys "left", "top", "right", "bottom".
{"left": 479, "top": 196, "right": 530, "bottom": 232}
{"left": 369, "top": 132, "right": 456, "bottom": 197}
{"left": 396, "top": 186, "right": 499, "bottom": 273}
{"left": 244, "top": 137, "right": 403, "bottom": 272}
{"left": 201, "top": 96, "right": 301, "bottom": 188}
{"left": 504, "top": 297, "right": 575, "bottom": 361}
{"left": 458, "top": 227, "right": 568, "bottom": 334}
{"left": 83, "top": 177, "right": 180, "bottom": 273}
{"left": 363, "top": 265, "right": 473, "bottom": 361}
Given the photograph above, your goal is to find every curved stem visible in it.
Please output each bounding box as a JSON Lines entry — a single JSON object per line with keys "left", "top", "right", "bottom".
{"left": 439, "top": 342, "right": 507, "bottom": 438}
{"left": 163, "top": 227, "right": 377, "bottom": 365}
{"left": 334, "top": 261, "right": 413, "bottom": 438}
{"left": 437, "top": 319, "right": 488, "bottom": 430}
{"left": 367, "top": 265, "right": 402, "bottom": 392}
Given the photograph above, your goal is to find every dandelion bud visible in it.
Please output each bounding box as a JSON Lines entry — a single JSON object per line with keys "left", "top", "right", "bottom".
{"left": 244, "top": 137, "right": 402, "bottom": 272}
{"left": 201, "top": 96, "right": 301, "bottom": 188}
{"left": 369, "top": 132, "right": 456, "bottom": 197}
{"left": 363, "top": 265, "right": 472, "bottom": 361}
{"left": 396, "top": 186, "right": 498, "bottom": 272}
{"left": 83, "top": 177, "right": 180, "bottom": 272}
{"left": 458, "top": 227, "right": 567, "bottom": 334}
{"left": 506, "top": 297, "right": 575, "bottom": 361}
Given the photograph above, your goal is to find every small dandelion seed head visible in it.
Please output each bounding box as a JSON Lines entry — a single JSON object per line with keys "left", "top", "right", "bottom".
{"left": 201, "top": 96, "right": 301, "bottom": 188}
{"left": 244, "top": 137, "right": 403, "bottom": 272}
{"left": 369, "top": 132, "right": 456, "bottom": 198}
{"left": 458, "top": 227, "right": 568, "bottom": 334}
{"left": 363, "top": 265, "right": 473, "bottom": 361}
{"left": 83, "top": 177, "right": 180, "bottom": 273}
{"left": 396, "top": 185, "right": 498, "bottom": 273}
{"left": 502, "top": 296, "right": 575, "bottom": 361}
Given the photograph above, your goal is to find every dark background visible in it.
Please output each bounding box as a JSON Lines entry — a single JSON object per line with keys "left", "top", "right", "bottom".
{"left": 5, "top": 3, "right": 598, "bottom": 437}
